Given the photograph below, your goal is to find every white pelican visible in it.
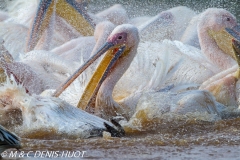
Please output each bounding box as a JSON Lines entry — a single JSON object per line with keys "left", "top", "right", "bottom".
{"left": 171, "top": 8, "right": 237, "bottom": 70}
{"left": 113, "top": 8, "right": 239, "bottom": 102}
{"left": 50, "top": 23, "right": 240, "bottom": 135}
{"left": 51, "top": 24, "right": 140, "bottom": 120}
{"left": 0, "top": 8, "right": 236, "bottom": 106}
{"left": 0, "top": 75, "right": 124, "bottom": 139}
{"left": 43, "top": 7, "right": 194, "bottom": 104}
{"left": 124, "top": 30, "right": 240, "bottom": 133}
{"left": 0, "top": 0, "right": 95, "bottom": 58}
{"left": 47, "top": 23, "right": 217, "bottom": 117}
{"left": 197, "top": 8, "right": 237, "bottom": 70}
{"left": 181, "top": 7, "right": 239, "bottom": 50}
{"left": 49, "top": 6, "right": 193, "bottom": 73}
{"left": 1, "top": 7, "right": 238, "bottom": 135}
{"left": 47, "top": 9, "right": 236, "bottom": 105}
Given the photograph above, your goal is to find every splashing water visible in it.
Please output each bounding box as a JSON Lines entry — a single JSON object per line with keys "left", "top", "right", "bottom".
{"left": 1, "top": 0, "right": 240, "bottom": 159}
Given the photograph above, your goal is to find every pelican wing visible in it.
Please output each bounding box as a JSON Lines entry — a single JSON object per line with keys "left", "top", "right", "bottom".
{"left": 0, "top": 125, "right": 20, "bottom": 153}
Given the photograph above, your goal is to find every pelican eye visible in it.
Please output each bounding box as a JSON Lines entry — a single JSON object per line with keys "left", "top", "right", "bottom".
{"left": 118, "top": 36, "right": 122, "bottom": 40}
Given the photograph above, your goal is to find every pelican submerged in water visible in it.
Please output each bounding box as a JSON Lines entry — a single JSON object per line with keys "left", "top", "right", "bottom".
{"left": 0, "top": 74, "right": 124, "bottom": 139}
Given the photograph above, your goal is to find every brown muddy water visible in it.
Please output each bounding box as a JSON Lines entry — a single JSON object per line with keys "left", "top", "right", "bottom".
{"left": 2, "top": 0, "right": 240, "bottom": 160}
{"left": 3, "top": 118, "right": 240, "bottom": 160}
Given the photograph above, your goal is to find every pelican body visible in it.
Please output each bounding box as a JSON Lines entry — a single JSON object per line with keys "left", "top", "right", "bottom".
{"left": 0, "top": 76, "right": 124, "bottom": 139}
{"left": 51, "top": 7, "right": 240, "bottom": 131}
{"left": 2, "top": 2, "right": 240, "bottom": 135}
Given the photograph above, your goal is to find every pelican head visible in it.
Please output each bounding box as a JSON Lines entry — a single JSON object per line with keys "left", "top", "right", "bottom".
{"left": 78, "top": 24, "right": 139, "bottom": 113}
{"left": 107, "top": 24, "right": 139, "bottom": 49}
{"left": 200, "top": 8, "right": 237, "bottom": 31}
{"left": 53, "top": 24, "right": 139, "bottom": 119}
{"left": 199, "top": 8, "right": 240, "bottom": 62}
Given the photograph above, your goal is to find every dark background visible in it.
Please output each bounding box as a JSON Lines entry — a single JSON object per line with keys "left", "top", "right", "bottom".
{"left": 0, "top": 0, "right": 239, "bottom": 21}
{"left": 89, "top": 0, "right": 240, "bottom": 20}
